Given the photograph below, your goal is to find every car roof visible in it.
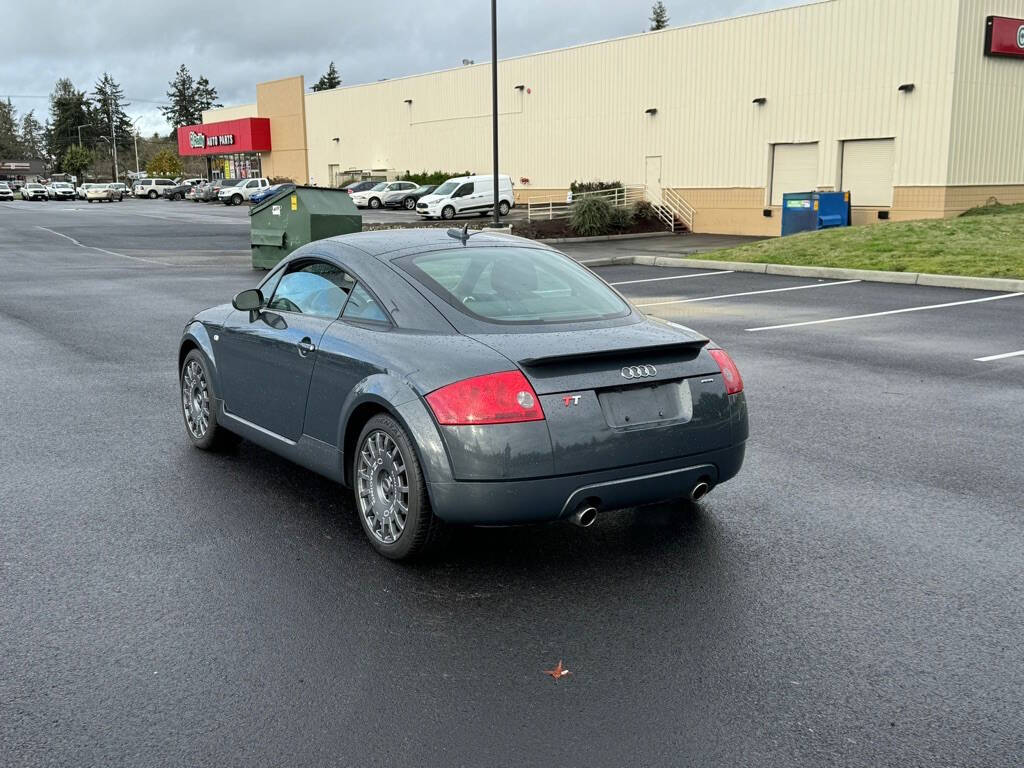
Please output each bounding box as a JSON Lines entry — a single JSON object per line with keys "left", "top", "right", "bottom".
{"left": 321, "top": 228, "right": 552, "bottom": 260}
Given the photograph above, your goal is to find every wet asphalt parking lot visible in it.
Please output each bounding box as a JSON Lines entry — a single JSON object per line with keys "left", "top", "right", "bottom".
{"left": 1, "top": 199, "right": 1022, "bottom": 767}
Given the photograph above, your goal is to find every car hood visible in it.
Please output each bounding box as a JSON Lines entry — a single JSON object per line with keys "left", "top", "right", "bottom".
{"left": 417, "top": 194, "right": 446, "bottom": 206}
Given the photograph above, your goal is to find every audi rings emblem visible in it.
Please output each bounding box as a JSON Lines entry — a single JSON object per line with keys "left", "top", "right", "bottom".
{"left": 621, "top": 364, "right": 657, "bottom": 379}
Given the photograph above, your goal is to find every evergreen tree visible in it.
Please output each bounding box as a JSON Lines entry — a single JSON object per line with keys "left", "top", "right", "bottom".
{"left": 47, "top": 78, "right": 91, "bottom": 169}
{"left": 312, "top": 62, "right": 342, "bottom": 92}
{"left": 194, "top": 76, "right": 222, "bottom": 114}
{"left": 649, "top": 1, "right": 669, "bottom": 30}
{"left": 161, "top": 65, "right": 222, "bottom": 131}
{"left": 161, "top": 64, "right": 198, "bottom": 129}
{"left": 0, "top": 99, "right": 22, "bottom": 158}
{"left": 91, "top": 73, "right": 133, "bottom": 179}
{"left": 19, "top": 111, "right": 45, "bottom": 159}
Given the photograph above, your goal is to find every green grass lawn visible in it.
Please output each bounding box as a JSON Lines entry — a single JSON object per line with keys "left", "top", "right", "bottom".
{"left": 705, "top": 203, "right": 1024, "bottom": 279}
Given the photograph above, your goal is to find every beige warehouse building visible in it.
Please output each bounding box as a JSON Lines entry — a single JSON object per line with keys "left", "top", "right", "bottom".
{"left": 199, "top": 0, "right": 1024, "bottom": 236}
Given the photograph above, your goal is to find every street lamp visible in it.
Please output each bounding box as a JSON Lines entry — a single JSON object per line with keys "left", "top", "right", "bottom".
{"left": 129, "top": 115, "right": 144, "bottom": 176}
{"left": 76, "top": 123, "right": 92, "bottom": 147}
{"left": 489, "top": 0, "right": 499, "bottom": 227}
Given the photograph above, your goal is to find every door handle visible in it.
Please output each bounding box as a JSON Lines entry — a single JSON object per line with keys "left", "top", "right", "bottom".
{"left": 297, "top": 338, "right": 316, "bottom": 357}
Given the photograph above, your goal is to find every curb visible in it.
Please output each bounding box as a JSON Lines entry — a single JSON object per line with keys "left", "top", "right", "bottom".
{"left": 537, "top": 231, "right": 677, "bottom": 244}
{"left": 607, "top": 255, "right": 1024, "bottom": 293}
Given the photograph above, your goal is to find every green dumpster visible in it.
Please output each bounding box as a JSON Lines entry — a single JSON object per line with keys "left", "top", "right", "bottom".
{"left": 249, "top": 185, "right": 362, "bottom": 269}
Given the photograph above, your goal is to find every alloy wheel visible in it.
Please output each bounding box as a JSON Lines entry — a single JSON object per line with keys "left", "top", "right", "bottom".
{"left": 404, "top": 197, "right": 416, "bottom": 210}
{"left": 356, "top": 430, "right": 410, "bottom": 544}
{"left": 181, "top": 360, "right": 211, "bottom": 439}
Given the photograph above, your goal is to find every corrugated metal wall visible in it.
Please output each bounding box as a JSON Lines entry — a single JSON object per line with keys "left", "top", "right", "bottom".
{"left": 297, "top": 0, "right": 967, "bottom": 193}
{"left": 948, "top": 0, "right": 1024, "bottom": 186}
{"left": 208, "top": 0, "right": 1024, "bottom": 198}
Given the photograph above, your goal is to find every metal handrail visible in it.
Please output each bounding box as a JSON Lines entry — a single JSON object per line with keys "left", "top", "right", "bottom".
{"left": 526, "top": 185, "right": 645, "bottom": 221}
{"left": 661, "top": 187, "right": 695, "bottom": 231}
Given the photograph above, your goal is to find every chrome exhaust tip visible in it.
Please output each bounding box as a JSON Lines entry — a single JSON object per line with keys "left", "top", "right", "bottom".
{"left": 689, "top": 482, "right": 711, "bottom": 502}
{"left": 571, "top": 506, "right": 598, "bottom": 528}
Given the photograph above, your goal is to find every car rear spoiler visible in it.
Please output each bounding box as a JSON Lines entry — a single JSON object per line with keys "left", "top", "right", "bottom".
{"left": 519, "top": 340, "right": 709, "bottom": 368}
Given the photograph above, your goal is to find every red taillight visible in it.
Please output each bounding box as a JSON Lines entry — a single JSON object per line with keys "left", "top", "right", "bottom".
{"left": 426, "top": 371, "right": 545, "bottom": 425}
{"left": 709, "top": 348, "right": 744, "bottom": 395}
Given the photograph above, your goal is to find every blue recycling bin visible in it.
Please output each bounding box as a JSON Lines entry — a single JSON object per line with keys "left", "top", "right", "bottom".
{"left": 781, "top": 191, "right": 851, "bottom": 236}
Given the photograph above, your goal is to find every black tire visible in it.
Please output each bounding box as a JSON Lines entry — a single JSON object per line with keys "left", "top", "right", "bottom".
{"left": 369, "top": 197, "right": 381, "bottom": 209}
{"left": 353, "top": 414, "right": 443, "bottom": 560}
{"left": 404, "top": 197, "right": 416, "bottom": 210}
{"left": 231, "top": 193, "right": 243, "bottom": 206}
{"left": 498, "top": 200, "right": 511, "bottom": 216}
{"left": 441, "top": 205, "right": 456, "bottom": 220}
{"left": 87, "top": 199, "right": 94, "bottom": 204}
{"left": 180, "top": 349, "right": 235, "bottom": 451}
{"left": 147, "top": 190, "right": 157, "bottom": 199}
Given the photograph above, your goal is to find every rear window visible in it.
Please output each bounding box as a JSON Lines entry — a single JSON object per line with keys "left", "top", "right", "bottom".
{"left": 400, "top": 246, "right": 630, "bottom": 324}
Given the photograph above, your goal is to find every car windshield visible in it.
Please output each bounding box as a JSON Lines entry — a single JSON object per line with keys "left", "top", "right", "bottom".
{"left": 220, "top": 180, "right": 241, "bottom": 187}
{"left": 416, "top": 185, "right": 434, "bottom": 193}
{"left": 433, "top": 181, "right": 459, "bottom": 196}
{"left": 369, "top": 182, "right": 388, "bottom": 191}
{"left": 55, "top": 183, "right": 72, "bottom": 189}
{"left": 27, "top": 184, "right": 43, "bottom": 189}
{"left": 400, "top": 246, "right": 631, "bottom": 324}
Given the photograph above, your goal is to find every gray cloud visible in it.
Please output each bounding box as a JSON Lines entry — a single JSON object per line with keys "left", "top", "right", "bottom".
{"left": 3, "top": 0, "right": 799, "bottom": 138}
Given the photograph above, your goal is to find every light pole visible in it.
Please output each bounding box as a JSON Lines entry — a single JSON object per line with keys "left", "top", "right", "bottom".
{"left": 129, "top": 115, "right": 144, "bottom": 176}
{"left": 76, "top": 123, "right": 92, "bottom": 147}
{"left": 109, "top": 105, "right": 119, "bottom": 183}
{"left": 489, "top": 0, "right": 499, "bottom": 227}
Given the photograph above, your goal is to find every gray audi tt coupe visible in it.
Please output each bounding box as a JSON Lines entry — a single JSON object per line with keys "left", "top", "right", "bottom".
{"left": 178, "top": 228, "right": 748, "bottom": 559}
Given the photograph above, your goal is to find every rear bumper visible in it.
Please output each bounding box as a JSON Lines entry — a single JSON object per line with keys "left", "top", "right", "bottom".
{"left": 426, "top": 442, "right": 745, "bottom": 524}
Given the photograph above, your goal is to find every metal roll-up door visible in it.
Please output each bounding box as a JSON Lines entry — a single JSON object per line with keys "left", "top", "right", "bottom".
{"left": 770, "top": 143, "right": 818, "bottom": 207}
{"left": 841, "top": 139, "right": 895, "bottom": 207}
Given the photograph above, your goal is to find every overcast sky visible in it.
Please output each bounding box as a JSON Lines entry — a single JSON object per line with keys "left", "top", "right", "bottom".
{"left": 4, "top": 0, "right": 801, "bottom": 137}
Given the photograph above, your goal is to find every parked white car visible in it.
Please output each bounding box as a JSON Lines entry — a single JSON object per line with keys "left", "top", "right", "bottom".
{"left": 218, "top": 177, "right": 270, "bottom": 205}
{"left": 85, "top": 184, "right": 124, "bottom": 203}
{"left": 416, "top": 174, "right": 514, "bottom": 220}
{"left": 0, "top": 182, "right": 15, "bottom": 201}
{"left": 46, "top": 182, "right": 76, "bottom": 200}
{"left": 21, "top": 183, "right": 47, "bottom": 201}
{"left": 350, "top": 180, "right": 419, "bottom": 210}
{"left": 133, "top": 178, "right": 175, "bottom": 198}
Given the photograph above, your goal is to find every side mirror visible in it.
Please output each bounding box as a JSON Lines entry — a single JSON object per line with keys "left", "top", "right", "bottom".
{"left": 232, "top": 288, "right": 264, "bottom": 311}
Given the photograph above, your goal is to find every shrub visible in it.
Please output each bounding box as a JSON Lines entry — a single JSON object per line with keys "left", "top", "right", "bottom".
{"left": 633, "top": 199, "right": 660, "bottom": 223}
{"left": 146, "top": 149, "right": 183, "bottom": 178}
{"left": 398, "top": 170, "right": 473, "bottom": 186}
{"left": 609, "top": 205, "right": 635, "bottom": 232}
{"left": 570, "top": 196, "right": 615, "bottom": 236}
{"left": 268, "top": 176, "right": 294, "bottom": 185}
{"left": 570, "top": 179, "right": 623, "bottom": 195}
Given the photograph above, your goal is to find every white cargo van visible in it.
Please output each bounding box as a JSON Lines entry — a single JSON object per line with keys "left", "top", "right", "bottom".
{"left": 416, "top": 174, "right": 514, "bottom": 220}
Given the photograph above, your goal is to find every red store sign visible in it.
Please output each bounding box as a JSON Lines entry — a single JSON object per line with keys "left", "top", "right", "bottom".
{"left": 176, "top": 117, "right": 272, "bottom": 156}
{"left": 985, "top": 16, "right": 1024, "bottom": 58}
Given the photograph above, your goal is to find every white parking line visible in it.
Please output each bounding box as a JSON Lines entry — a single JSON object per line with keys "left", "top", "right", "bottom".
{"left": 747, "top": 292, "right": 1024, "bottom": 332}
{"left": 636, "top": 279, "right": 861, "bottom": 307}
{"left": 609, "top": 270, "right": 734, "bottom": 286}
{"left": 35, "top": 226, "right": 172, "bottom": 266}
{"left": 975, "top": 349, "right": 1024, "bottom": 362}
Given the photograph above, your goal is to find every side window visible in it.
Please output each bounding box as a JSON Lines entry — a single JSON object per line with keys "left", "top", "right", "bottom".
{"left": 342, "top": 284, "right": 390, "bottom": 324}
{"left": 247, "top": 180, "right": 259, "bottom": 188}
{"left": 267, "top": 261, "right": 356, "bottom": 319}
{"left": 454, "top": 183, "right": 474, "bottom": 198}
{"left": 259, "top": 264, "right": 287, "bottom": 300}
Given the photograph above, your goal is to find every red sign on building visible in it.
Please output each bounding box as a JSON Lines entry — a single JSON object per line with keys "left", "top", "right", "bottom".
{"left": 176, "top": 117, "right": 272, "bottom": 156}
{"left": 985, "top": 16, "right": 1024, "bottom": 58}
